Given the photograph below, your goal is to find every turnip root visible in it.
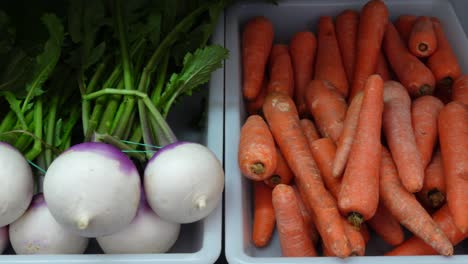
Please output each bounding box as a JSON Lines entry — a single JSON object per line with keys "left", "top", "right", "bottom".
{"left": 144, "top": 142, "right": 224, "bottom": 224}
{"left": 0, "top": 225, "right": 8, "bottom": 254}
{"left": 0, "top": 142, "right": 34, "bottom": 227}
{"left": 96, "top": 191, "right": 180, "bottom": 254}
{"left": 43, "top": 142, "right": 141, "bottom": 237}
{"left": 9, "top": 194, "right": 88, "bottom": 254}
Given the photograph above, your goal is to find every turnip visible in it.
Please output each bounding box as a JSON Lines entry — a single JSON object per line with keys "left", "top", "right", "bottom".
{"left": 0, "top": 225, "right": 8, "bottom": 254}
{"left": 144, "top": 142, "right": 224, "bottom": 224}
{"left": 9, "top": 194, "right": 88, "bottom": 254}
{"left": 96, "top": 191, "right": 180, "bottom": 254}
{"left": 43, "top": 142, "right": 141, "bottom": 237}
{"left": 0, "top": 142, "right": 34, "bottom": 227}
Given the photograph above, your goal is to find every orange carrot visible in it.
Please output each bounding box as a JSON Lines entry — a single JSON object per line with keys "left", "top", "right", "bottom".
{"left": 321, "top": 219, "right": 366, "bottom": 257}
{"left": 452, "top": 74, "right": 468, "bottom": 104}
{"left": 349, "top": 0, "right": 388, "bottom": 100}
{"left": 305, "top": 80, "right": 347, "bottom": 143}
{"left": 300, "top": 119, "right": 320, "bottom": 147}
{"left": 380, "top": 147, "right": 454, "bottom": 256}
{"left": 385, "top": 205, "right": 466, "bottom": 256}
{"left": 411, "top": 95, "right": 444, "bottom": 169}
{"left": 438, "top": 101, "right": 468, "bottom": 233}
{"left": 264, "top": 148, "right": 294, "bottom": 188}
{"left": 242, "top": 16, "right": 274, "bottom": 100}
{"left": 272, "top": 184, "right": 317, "bottom": 257}
{"left": 252, "top": 181, "right": 276, "bottom": 247}
{"left": 383, "top": 81, "right": 425, "bottom": 193}
{"left": 360, "top": 223, "right": 371, "bottom": 244}
{"left": 332, "top": 91, "right": 364, "bottom": 178}
{"left": 292, "top": 185, "right": 320, "bottom": 245}
{"left": 263, "top": 92, "right": 351, "bottom": 258}
{"left": 336, "top": 10, "right": 359, "bottom": 85}
{"left": 394, "top": 15, "right": 417, "bottom": 43}
{"left": 246, "top": 77, "right": 269, "bottom": 115}
{"left": 315, "top": 16, "right": 349, "bottom": 97}
{"left": 310, "top": 138, "right": 340, "bottom": 198}
{"left": 367, "top": 202, "right": 405, "bottom": 246}
{"left": 267, "top": 44, "right": 294, "bottom": 98}
{"left": 408, "top": 16, "right": 438, "bottom": 58}
{"left": 338, "top": 75, "right": 384, "bottom": 227}
{"left": 238, "top": 115, "right": 277, "bottom": 180}
{"left": 417, "top": 150, "right": 446, "bottom": 209}
{"left": 383, "top": 23, "right": 436, "bottom": 97}
{"left": 427, "top": 18, "right": 462, "bottom": 91}
{"left": 290, "top": 31, "right": 317, "bottom": 116}
{"left": 375, "top": 51, "right": 391, "bottom": 81}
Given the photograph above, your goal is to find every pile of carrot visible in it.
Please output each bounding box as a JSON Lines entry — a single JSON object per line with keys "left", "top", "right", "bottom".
{"left": 237, "top": 0, "right": 467, "bottom": 258}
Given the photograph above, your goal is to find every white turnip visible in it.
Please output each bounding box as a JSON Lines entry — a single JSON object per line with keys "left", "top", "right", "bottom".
{"left": 0, "top": 142, "right": 34, "bottom": 227}
{"left": 144, "top": 142, "right": 224, "bottom": 224}
{"left": 9, "top": 194, "right": 88, "bottom": 254}
{"left": 43, "top": 142, "right": 141, "bottom": 237}
{"left": 0, "top": 225, "right": 8, "bottom": 254}
{"left": 96, "top": 191, "right": 180, "bottom": 254}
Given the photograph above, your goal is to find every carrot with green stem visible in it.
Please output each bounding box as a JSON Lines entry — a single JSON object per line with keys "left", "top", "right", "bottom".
{"left": 263, "top": 92, "right": 351, "bottom": 258}
{"left": 395, "top": 15, "right": 417, "bottom": 43}
{"left": 242, "top": 16, "right": 274, "bottom": 100}
{"left": 452, "top": 74, "right": 468, "bottom": 104}
{"left": 383, "top": 23, "right": 435, "bottom": 97}
{"left": 315, "top": 16, "right": 349, "bottom": 97}
{"left": 264, "top": 148, "right": 294, "bottom": 188}
{"left": 332, "top": 91, "right": 364, "bottom": 178}
{"left": 438, "top": 101, "right": 468, "bottom": 233}
{"left": 300, "top": 119, "right": 320, "bottom": 147}
{"left": 272, "top": 184, "right": 317, "bottom": 257}
{"left": 417, "top": 150, "right": 446, "bottom": 209}
{"left": 305, "top": 80, "right": 347, "bottom": 143}
{"left": 246, "top": 77, "right": 268, "bottom": 115}
{"left": 290, "top": 31, "right": 317, "bottom": 116}
{"left": 349, "top": 0, "right": 388, "bottom": 100}
{"left": 411, "top": 95, "right": 444, "bottom": 169}
{"left": 380, "top": 147, "right": 454, "bottom": 256}
{"left": 238, "top": 115, "right": 277, "bottom": 181}
{"left": 408, "top": 16, "right": 438, "bottom": 58}
{"left": 367, "top": 202, "right": 405, "bottom": 246}
{"left": 383, "top": 81, "right": 425, "bottom": 193}
{"left": 292, "top": 185, "right": 320, "bottom": 245}
{"left": 336, "top": 10, "right": 359, "bottom": 85}
{"left": 338, "top": 75, "right": 384, "bottom": 227}
{"left": 252, "top": 181, "right": 276, "bottom": 247}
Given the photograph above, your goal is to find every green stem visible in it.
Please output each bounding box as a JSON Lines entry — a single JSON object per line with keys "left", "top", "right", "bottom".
{"left": 128, "top": 125, "right": 142, "bottom": 146}
{"left": 97, "top": 81, "right": 124, "bottom": 134}
{"left": 25, "top": 100, "right": 43, "bottom": 161}
{"left": 0, "top": 111, "right": 15, "bottom": 133}
{"left": 150, "top": 53, "right": 169, "bottom": 106}
{"left": 13, "top": 110, "right": 37, "bottom": 151}
{"left": 93, "top": 132, "right": 145, "bottom": 162}
{"left": 82, "top": 62, "right": 107, "bottom": 135}
{"left": 45, "top": 95, "right": 59, "bottom": 168}
{"left": 59, "top": 106, "right": 80, "bottom": 151}
{"left": 137, "top": 100, "right": 153, "bottom": 159}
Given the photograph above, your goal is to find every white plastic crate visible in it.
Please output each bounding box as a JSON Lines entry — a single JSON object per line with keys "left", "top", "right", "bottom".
{"left": 224, "top": 0, "right": 468, "bottom": 263}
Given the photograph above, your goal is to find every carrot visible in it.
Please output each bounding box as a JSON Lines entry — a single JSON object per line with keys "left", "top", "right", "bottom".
{"left": 452, "top": 74, "right": 468, "bottom": 104}
{"left": 417, "top": 150, "right": 446, "bottom": 209}
{"left": 305, "top": 80, "right": 347, "bottom": 143}
{"left": 263, "top": 92, "right": 351, "bottom": 258}
{"left": 332, "top": 91, "right": 364, "bottom": 178}
{"left": 383, "top": 81, "right": 425, "bottom": 193}
{"left": 336, "top": 10, "right": 359, "bottom": 85}
{"left": 292, "top": 185, "right": 320, "bottom": 245}
{"left": 338, "top": 75, "right": 384, "bottom": 227}
{"left": 360, "top": 223, "right": 371, "bottom": 244}
{"left": 383, "top": 23, "right": 436, "bottom": 97}
{"left": 300, "top": 118, "right": 320, "bottom": 147}
{"left": 267, "top": 44, "right": 294, "bottom": 98}
{"left": 321, "top": 219, "right": 366, "bottom": 257}
{"left": 375, "top": 51, "right": 391, "bottom": 81}
{"left": 315, "top": 16, "right": 349, "bottom": 97}
{"left": 289, "top": 31, "right": 317, "bottom": 116}
{"left": 264, "top": 148, "right": 294, "bottom": 188}
{"left": 246, "top": 77, "right": 269, "bottom": 115}
{"left": 394, "top": 15, "right": 417, "bottom": 43}
{"left": 349, "top": 0, "right": 388, "bottom": 100}
{"left": 242, "top": 16, "right": 274, "bottom": 100}
{"left": 408, "top": 16, "right": 438, "bottom": 58}
{"left": 238, "top": 115, "right": 277, "bottom": 181}
{"left": 367, "top": 202, "right": 405, "bottom": 246}
{"left": 427, "top": 17, "right": 462, "bottom": 91}
{"left": 252, "top": 181, "right": 276, "bottom": 247}
{"left": 385, "top": 205, "right": 467, "bottom": 256}
{"left": 379, "top": 147, "right": 454, "bottom": 256}
{"left": 411, "top": 95, "right": 444, "bottom": 169}
{"left": 272, "top": 184, "right": 317, "bottom": 257}
{"left": 438, "top": 101, "right": 468, "bottom": 233}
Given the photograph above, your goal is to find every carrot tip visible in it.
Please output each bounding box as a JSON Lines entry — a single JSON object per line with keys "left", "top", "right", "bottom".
{"left": 347, "top": 212, "right": 364, "bottom": 229}
{"left": 418, "top": 43, "right": 428, "bottom": 52}
{"left": 427, "top": 189, "right": 445, "bottom": 208}
{"left": 419, "top": 84, "right": 434, "bottom": 96}
{"left": 438, "top": 77, "right": 454, "bottom": 89}
{"left": 269, "top": 175, "right": 282, "bottom": 185}
{"left": 250, "top": 162, "right": 265, "bottom": 174}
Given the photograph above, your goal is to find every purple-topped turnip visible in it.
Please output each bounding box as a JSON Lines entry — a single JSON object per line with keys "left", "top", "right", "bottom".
{"left": 43, "top": 142, "right": 141, "bottom": 237}
{"left": 96, "top": 190, "right": 180, "bottom": 253}
{"left": 0, "top": 142, "right": 34, "bottom": 227}
{"left": 0, "top": 225, "right": 8, "bottom": 254}
{"left": 9, "top": 194, "right": 88, "bottom": 254}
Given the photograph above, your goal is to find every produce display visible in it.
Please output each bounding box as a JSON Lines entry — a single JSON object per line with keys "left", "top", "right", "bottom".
{"left": 238, "top": 0, "right": 467, "bottom": 258}
{"left": 0, "top": 0, "right": 226, "bottom": 255}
